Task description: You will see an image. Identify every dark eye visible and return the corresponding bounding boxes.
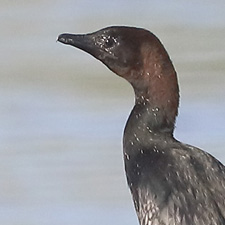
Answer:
[105,37,115,48]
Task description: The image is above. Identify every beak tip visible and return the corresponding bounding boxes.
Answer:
[57,34,66,44]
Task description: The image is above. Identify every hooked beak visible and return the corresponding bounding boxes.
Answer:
[57,33,99,58]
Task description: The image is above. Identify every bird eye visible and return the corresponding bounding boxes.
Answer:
[105,37,115,48]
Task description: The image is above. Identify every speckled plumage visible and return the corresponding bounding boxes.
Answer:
[123,98,225,225]
[58,26,225,225]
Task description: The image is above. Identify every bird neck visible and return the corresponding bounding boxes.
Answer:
[124,99,173,146]
[124,43,179,148]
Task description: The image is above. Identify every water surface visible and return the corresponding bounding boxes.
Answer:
[1,1,225,224]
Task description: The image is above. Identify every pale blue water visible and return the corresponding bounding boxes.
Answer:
[1,1,225,225]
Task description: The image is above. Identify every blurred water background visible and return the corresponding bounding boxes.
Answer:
[1,1,225,224]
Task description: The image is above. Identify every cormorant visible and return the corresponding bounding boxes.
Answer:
[58,26,225,225]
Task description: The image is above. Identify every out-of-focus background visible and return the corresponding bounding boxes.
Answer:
[1,1,225,224]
